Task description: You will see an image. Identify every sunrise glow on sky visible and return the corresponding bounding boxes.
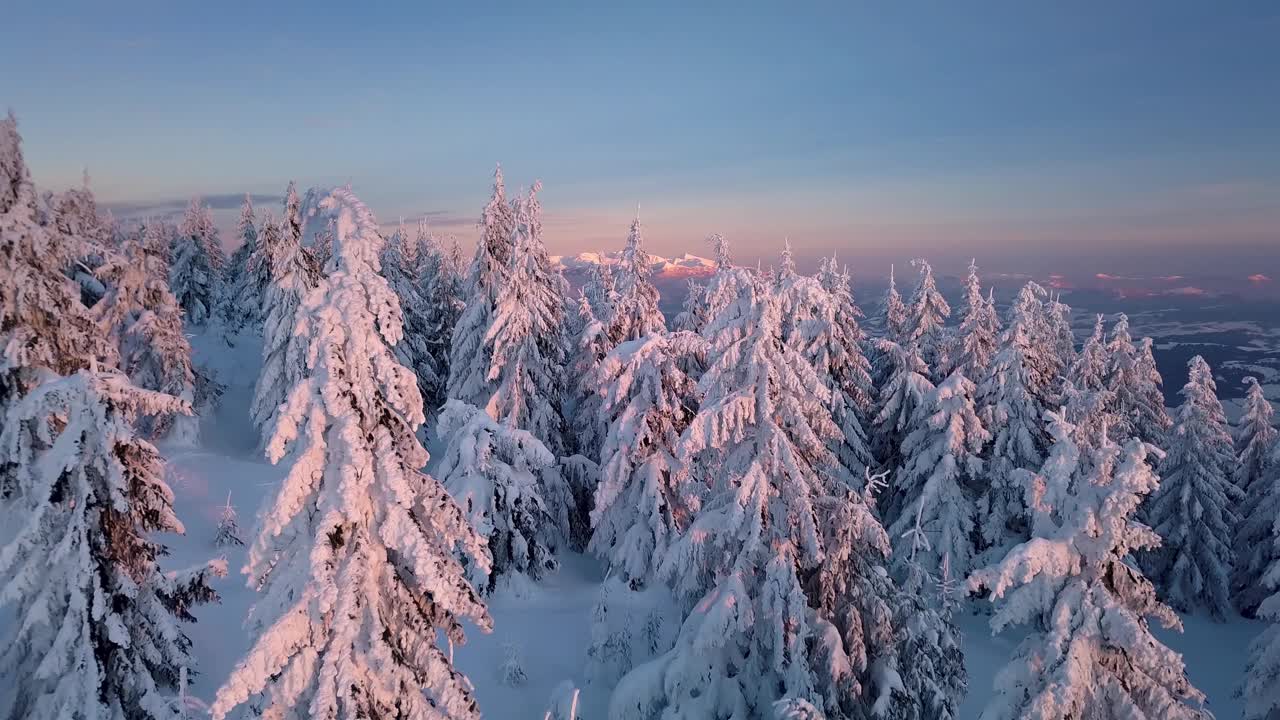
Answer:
[3,2,1277,276]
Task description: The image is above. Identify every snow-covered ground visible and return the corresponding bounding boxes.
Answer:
[149,326,1262,718]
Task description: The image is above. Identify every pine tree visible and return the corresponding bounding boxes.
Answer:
[1243,460,1280,718]
[435,399,572,593]
[611,271,846,717]
[805,475,964,720]
[1234,377,1280,616]
[880,264,908,345]
[447,165,514,410]
[211,187,491,720]
[1142,355,1242,618]
[0,370,223,720]
[950,259,1001,387]
[815,256,874,420]
[249,206,319,440]
[969,409,1209,720]
[1105,314,1171,448]
[93,238,202,444]
[486,182,567,454]
[589,332,699,587]
[1045,293,1076,382]
[417,222,464,413]
[778,269,874,479]
[888,371,989,580]
[905,258,951,377]
[218,194,265,330]
[977,285,1056,555]
[612,215,666,343]
[381,220,440,411]
[0,113,112,433]
[871,338,934,505]
[673,278,711,335]
[168,197,225,326]
[214,492,245,547]
[1068,314,1108,392]
[568,291,615,462]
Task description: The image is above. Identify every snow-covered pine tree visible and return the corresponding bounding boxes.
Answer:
[904,258,951,378]
[214,491,245,547]
[888,370,989,580]
[568,290,615,462]
[1233,377,1280,616]
[381,219,440,411]
[871,337,934,507]
[1068,314,1108,393]
[969,410,1209,720]
[977,282,1057,554]
[1133,337,1173,445]
[211,187,492,720]
[218,193,264,330]
[447,165,515,410]
[672,278,711,335]
[1142,355,1242,618]
[805,475,965,720]
[93,238,202,444]
[1105,314,1172,448]
[778,268,875,479]
[249,209,319,440]
[0,113,113,449]
[949,259,1001,387]
[1243,453,1280,717]
[815,255,874,420]
[612,215,666,343]
[589,332,700,587]
[0,370,223,720]
[610,271,846,717]
[168,197,225,326]
[880,264,908,345]
[485,182,568,453]
[417,221,464,413]
[434,399,572,593]
[1045,292,1076,380]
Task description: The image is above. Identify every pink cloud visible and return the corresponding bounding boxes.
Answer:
[1164,286,1207,296]
[1096,273,1142,281]
[1154,275,1185,282]
[1250,273,1273,284]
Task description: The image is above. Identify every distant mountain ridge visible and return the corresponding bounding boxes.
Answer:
[551,251,717,280]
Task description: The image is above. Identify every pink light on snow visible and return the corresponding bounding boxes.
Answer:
[1249,273,1272,284]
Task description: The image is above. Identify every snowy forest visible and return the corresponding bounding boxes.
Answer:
[3,109,1280,720]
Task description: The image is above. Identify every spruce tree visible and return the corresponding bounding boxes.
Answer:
[447,165,514,409]
[888,370,989,580]
[815,255,874,420]
[1142,355,1242,618]
[435,399,572,593]
[381,220,440,411]
[611,215,666,343]
[169,197,224,326]
[589,332,699,587]
[1243,450,1280,718]
[1234,377,1280,616]
[871,338,934,507]
[610,271,845,717]
[211,188,491,720]
[1105,314,1171,448]
[950,259,1001,387]
[880,264,908,345]
[249,209,319,441]
[417,222,464,413]
[93,238,202,444]
[1068,314,1108,393]
[904,258,951,377]
[219,194,261,329]
[969,410,1209,720]
[0,370,222,720]
[0,112,112,453]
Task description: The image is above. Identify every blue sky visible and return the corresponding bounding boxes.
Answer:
[2,1,1278,275]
